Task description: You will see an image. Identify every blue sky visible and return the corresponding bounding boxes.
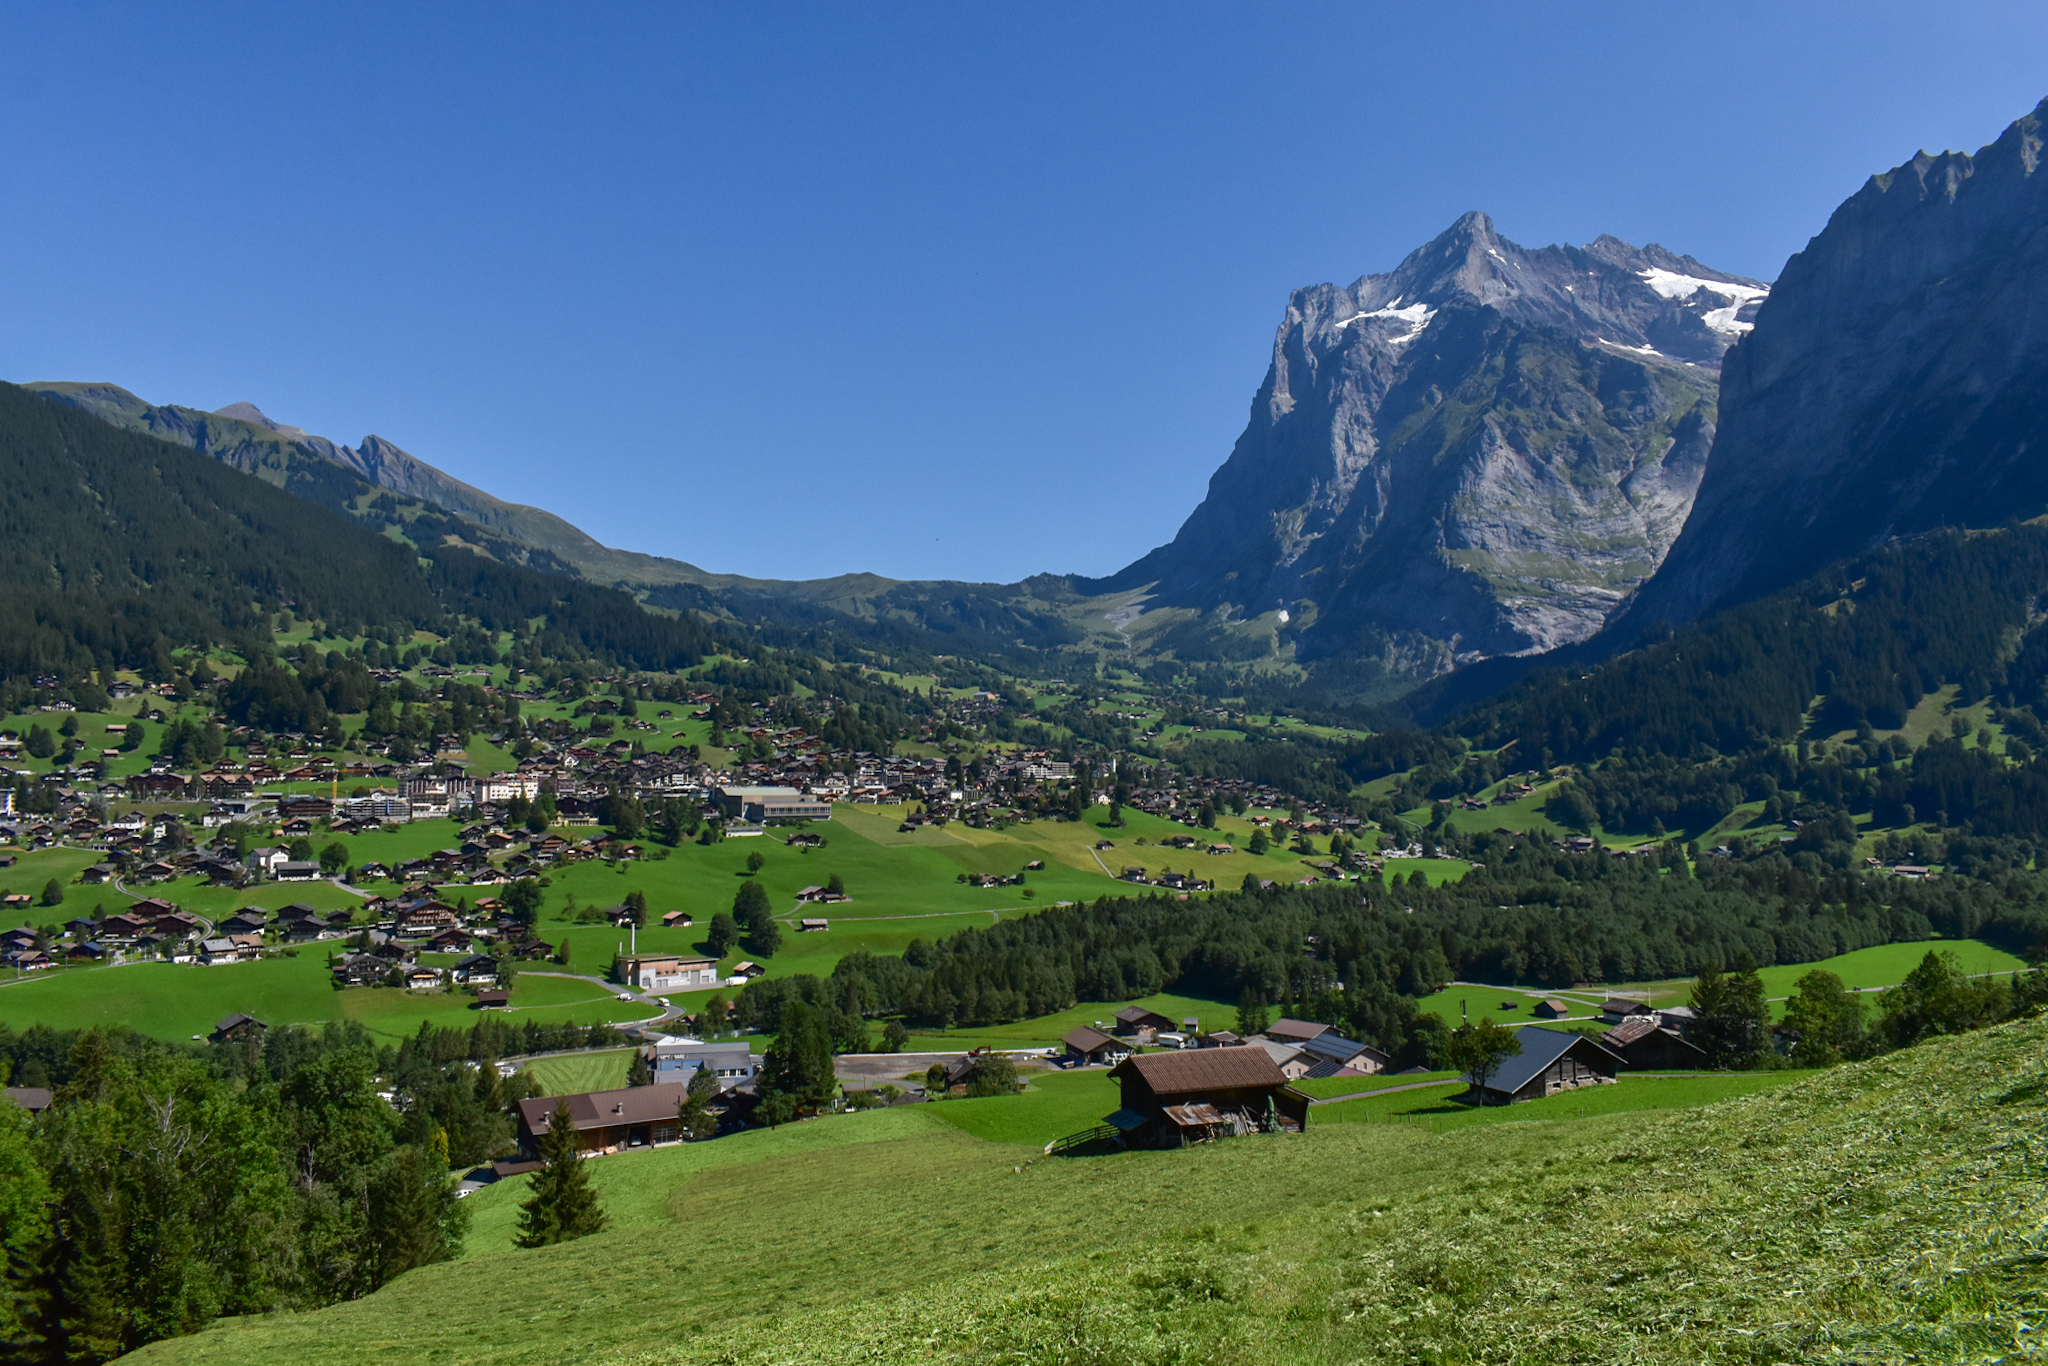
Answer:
[1,3,2040,583]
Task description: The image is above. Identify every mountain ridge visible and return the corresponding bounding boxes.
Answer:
[1616,96,2048,634]
[1087,213,1766,688]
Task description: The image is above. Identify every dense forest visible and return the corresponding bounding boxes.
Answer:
[0,383,734,685]
[0,1017,625,1362]
[810,836,2048,1057]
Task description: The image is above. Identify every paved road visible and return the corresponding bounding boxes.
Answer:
[519,969,686,1033]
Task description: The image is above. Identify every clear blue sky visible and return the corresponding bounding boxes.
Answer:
[0,3,2040,583]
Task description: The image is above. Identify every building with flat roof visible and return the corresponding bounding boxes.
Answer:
[714,786,831,822]
[615,953,721,992]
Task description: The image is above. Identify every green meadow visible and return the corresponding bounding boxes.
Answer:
[3,795,1442,1042]
[1406,936,2031,1028]
[131,1017,2048,1366]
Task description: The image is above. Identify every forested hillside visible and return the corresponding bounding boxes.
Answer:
[0,383,726,686]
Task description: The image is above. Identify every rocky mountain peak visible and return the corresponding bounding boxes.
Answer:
[1619,95,2048,632]
[213,401,308,439]
[1096,217,1765,691]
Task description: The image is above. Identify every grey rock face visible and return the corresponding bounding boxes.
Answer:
[1622,98,2048,632]
[1102,213,1764,673]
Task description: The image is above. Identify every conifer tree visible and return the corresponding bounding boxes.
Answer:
[515,1101,607,1247]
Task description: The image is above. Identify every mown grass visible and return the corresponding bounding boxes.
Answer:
[134,1017,2048,1366]
[901,989,1234,1050]
[523,1048,638,1097]
[1313,1070,1803,1129]
[1407,936,2030,1026]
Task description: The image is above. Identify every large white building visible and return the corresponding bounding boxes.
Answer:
[714,785,831,822]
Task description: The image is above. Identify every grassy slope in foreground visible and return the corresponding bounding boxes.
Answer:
[133,1018,2048,1366]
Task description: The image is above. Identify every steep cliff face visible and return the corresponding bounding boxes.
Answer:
[1622,98,2048,631]
[1101,213,1765,672]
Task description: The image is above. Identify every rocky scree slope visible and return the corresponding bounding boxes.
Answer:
[1096,213,1766,684]
[1622,96,2048,633]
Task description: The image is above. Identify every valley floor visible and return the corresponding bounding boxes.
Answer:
[130,1018,2048,1366]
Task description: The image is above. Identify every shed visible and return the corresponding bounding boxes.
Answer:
[1532,999,1575,1019]
[1467,1025,1622,1105]
[1105,1048,1310,1147]
[4,1087,52,1114]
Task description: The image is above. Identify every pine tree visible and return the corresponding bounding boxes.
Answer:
[515,1101,608,1248]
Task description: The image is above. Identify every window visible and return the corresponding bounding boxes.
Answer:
[653,1124,678,1143]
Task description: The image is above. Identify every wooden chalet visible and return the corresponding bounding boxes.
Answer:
[210,1013,267,1044]
[1111,1005,1176,1041]
[516,1082,690,1154]
[1603,1015,1709,1070]
[1262,1017,1333,1046]
[1061,1025,1130,1066]
[1105,1048,1310,1147]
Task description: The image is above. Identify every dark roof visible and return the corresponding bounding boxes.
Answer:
[1062,1026,1122,1053]
[4,1087,52,1113]
[214,1012,265,1032]
[1113,1005,1174,1026]
[1477,1026,1621,1096]
[517,1082,689,1135]
[1602,998,1654,1015]
[1263,1017,1332,1044]
[1111,1047,1287,1096]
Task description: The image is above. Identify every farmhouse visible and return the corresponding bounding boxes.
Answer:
[516,1082,691,1154]
[1111,1005,1176,1041]
[797,918,829,933]
[1105,1048,1310,1147]
[1603,1014,1709,1069]
[1249,1038,1313,1079]
[210,1012,267,1044]
[1261,1017,1333,1046]
[1061,1026,1130,1067]
[1297,1032,1390,1077]
[1466,1025,1623,1105]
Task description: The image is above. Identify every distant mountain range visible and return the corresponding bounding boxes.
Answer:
[25,95,2048,704]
